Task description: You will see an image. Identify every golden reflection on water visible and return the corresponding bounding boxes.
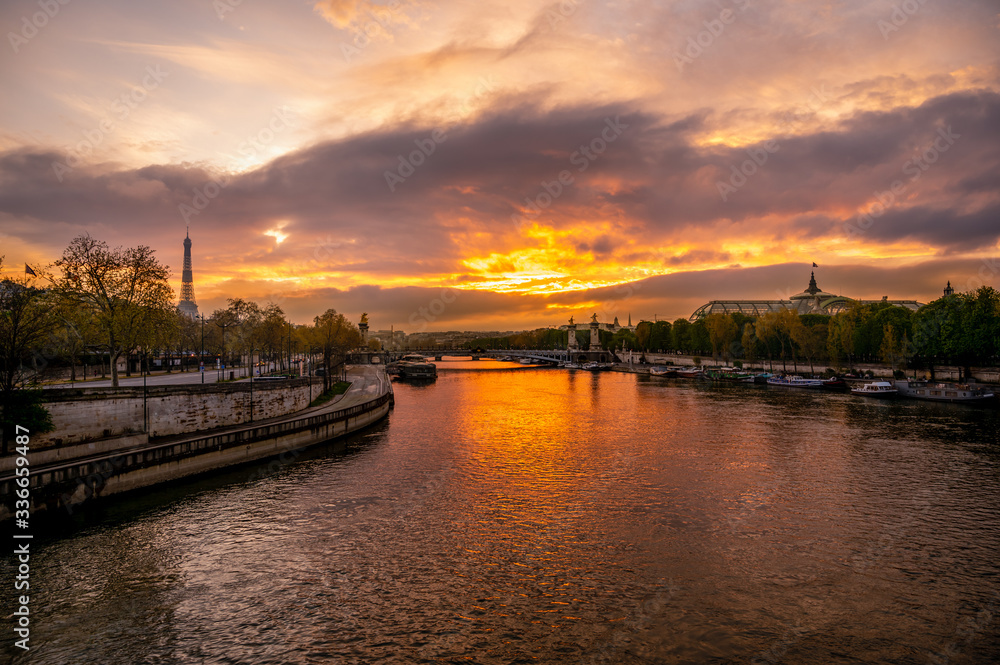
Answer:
[22,366,1000,664]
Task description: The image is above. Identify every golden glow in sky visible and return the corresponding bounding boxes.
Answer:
[1,0,998,327]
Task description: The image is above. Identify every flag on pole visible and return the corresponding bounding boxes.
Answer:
[812,262,818,267]
[25,264,37,277]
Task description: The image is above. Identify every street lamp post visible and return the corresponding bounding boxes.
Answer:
[65,322,76,386]
[216,319,233,382]
[308,347,315,404]
[198,314,205,383]
[248,346,255,423]
[142,349,148,433]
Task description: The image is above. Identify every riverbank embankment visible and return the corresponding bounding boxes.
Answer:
[0,366,392,521]
[618,353,1000,383]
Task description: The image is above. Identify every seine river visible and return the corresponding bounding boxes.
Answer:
[10,362,1000,664]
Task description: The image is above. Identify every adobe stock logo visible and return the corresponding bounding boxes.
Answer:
[52,65,169,182]
[338,0,408,63]
[178,106,297,223]
[876,0,930,40]
[7,0,71,54]
[510,116,629,231]
[844,126,960,239]
[674,0,751,72]
[715,140,779,201]
[408,288,459,332]
[384,129,448,192]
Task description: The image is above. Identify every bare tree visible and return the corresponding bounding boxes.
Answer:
[51,301,101,382]
[225,298,263,377]
[258,304,288,371]
[173,311,199,372]
[54,235,174,387]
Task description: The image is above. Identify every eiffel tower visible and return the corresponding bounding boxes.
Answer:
[177,226,199,319]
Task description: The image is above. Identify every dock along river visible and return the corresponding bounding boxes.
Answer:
[8,362,1000,664]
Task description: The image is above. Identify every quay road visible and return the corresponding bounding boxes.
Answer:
[42,363,284,389]
[42,363,388,411]
[332,365,391,410]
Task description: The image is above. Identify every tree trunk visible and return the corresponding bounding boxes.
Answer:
[323,354,331,392]
[111,351,121,387]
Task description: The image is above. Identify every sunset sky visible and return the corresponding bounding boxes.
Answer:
[1,0,998,330]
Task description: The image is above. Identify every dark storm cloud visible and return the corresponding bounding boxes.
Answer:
[684,91,1000,246]
[852,202,1000,254]
[1,90,998,318]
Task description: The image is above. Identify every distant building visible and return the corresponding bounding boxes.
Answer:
[402,330,524,348]
[371,328,406,350]
[177,227,199,319]
[689,271,924,321]
[608,315,637,332]
[558,313,636,333]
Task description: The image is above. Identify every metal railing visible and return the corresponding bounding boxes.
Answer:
[0,391,393,499]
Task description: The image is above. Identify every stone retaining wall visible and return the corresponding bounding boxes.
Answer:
[0,390,392,521]
[25,379,323,448]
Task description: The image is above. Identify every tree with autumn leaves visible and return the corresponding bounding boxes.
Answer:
[55,234,175,388]
[306,310,362,392]
[0,257,59,452]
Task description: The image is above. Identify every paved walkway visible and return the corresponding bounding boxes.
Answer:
[42,362,284,389]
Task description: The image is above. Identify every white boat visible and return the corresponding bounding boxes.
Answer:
[518,358,534,365]
[766,375,824,388]
[563,363,581,369]
[851,381,898,398]
[389,358,437,380]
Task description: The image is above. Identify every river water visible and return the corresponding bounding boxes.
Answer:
[8,362,1000,664]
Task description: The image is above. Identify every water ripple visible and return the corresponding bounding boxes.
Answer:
[11,369,1000,664]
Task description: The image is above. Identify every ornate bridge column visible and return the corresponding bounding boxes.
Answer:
[359,313,369,345]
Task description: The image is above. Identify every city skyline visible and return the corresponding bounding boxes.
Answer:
[1,0,998,329]
[8,228,990,331]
